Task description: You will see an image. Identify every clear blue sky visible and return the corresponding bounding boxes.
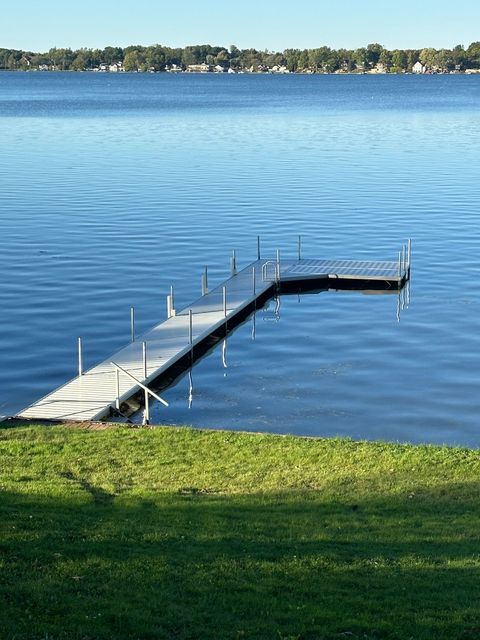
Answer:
[2,0,479,52]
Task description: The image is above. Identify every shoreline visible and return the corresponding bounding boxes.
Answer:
[2,68,479,75]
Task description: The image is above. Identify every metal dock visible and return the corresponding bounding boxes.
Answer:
[17,240,411,423]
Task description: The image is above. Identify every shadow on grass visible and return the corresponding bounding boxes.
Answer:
[1,483,480,640]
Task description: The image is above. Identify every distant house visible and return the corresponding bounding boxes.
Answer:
[109,62,123,73]
[412,61,426,74]
[166,64,183,73]
[270,65,290,74]
[38,64,49,71]
[187,63,211,73]
[227,67,236,74]
[214,64,226,73]
[98,63,109,72]
[465,68,480,74]
[369,63,387,74]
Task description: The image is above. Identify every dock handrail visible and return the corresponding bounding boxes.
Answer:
[111,360,168,424]
[262,260,280,284]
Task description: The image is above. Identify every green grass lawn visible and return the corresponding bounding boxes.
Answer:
[1,422,480,639]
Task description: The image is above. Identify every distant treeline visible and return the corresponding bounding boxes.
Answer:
[1,42,480,73]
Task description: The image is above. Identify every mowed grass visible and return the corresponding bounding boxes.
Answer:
[1,423,480,640]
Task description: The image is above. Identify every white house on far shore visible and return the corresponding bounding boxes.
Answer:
[412,61,427,74]
[109,62,123,73]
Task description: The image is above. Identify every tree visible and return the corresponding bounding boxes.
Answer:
[434,49,451,72]
[419,48,437,69]
[308,47,332,72]
[353,48,368,69]
[47,47,74,70]
[145,45,165,71]
[404,50,420,71]
[240,48,262,71]
[102,46,123,64]
[215,49,229,65]
[71,52,87,71]
[284,49,300,72]
[451,44,466,68]
[123,50,145,72]
[391,49,407,71]
[379,49,392,70]
[466,41,480,67]
[366,43,384,67]
[295,50,308,71]
[229,45,240,58]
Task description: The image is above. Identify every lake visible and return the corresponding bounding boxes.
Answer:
[1,72,479,446]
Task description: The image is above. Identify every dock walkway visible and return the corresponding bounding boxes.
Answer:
[17,250,410,423]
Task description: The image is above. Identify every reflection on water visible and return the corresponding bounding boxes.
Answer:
[131,279,412,431]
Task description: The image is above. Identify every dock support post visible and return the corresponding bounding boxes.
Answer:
[223,286,227,331]
[167,286,176,318]
[201,267,209,296]
[230,250,237,276]
[142,341,149,425]
[189,309,193,362]
[276,249,281,285]
[252,266,256,297]
[78,337,83,377]
[115,367,120,410]
[130,307,135,342]
[257,236,261,260]
[398,251,402,282]
[298,235,302,261]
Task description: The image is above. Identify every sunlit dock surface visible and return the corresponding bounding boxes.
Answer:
[17,246,411,423]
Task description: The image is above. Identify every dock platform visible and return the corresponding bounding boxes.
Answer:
[17,245,411,423]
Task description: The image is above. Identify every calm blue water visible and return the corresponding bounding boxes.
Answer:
[1,72,480,446]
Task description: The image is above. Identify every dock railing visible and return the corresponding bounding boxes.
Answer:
[262,260,280,285]
[111,357,168,425]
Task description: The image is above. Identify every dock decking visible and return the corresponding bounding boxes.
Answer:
[17,249,410,423]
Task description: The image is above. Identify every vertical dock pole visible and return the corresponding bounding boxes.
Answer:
[167,286,176,319]
[276,249,281,285]
[398,251,402,282]
[189,309,193,362]
[143,341,148,379]
[230,250,237,276]
[142,341,149,425]
[130,307,135,342]
[223,286,227,332]
[201,267,209,296]
[252,266,256,297]
[78,337,83,377]
[257,236,261,260]
[298,235,302,261]
[115,367,120,410]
